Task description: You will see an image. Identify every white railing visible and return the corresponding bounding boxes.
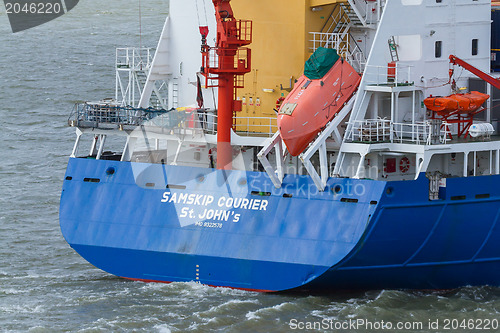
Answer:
[310,31,351,53]
[234,116,278,137]
[350,51,366,73]
[309,32,366,72]
[116,47,154,71]
[363,64,413,87]
[440,122,452,144]
[347,119,391,142]
[71,102,278,138]
[148,110,277,138]
[347,119,433,145]
[69,103,169,127]
[392,122,432,145]
[200,113,277,137]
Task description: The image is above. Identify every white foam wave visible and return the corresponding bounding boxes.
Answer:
[0,288,28,295]
[0,303,44,314]
[154,324,173,333]
[245,301,295,321]
[27,326,51,333]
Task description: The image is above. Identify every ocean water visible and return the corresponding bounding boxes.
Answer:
[0,1,500,332]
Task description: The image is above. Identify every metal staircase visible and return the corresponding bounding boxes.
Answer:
[309,1,373,73]
[340,2,364,27]
[134,69,148,93]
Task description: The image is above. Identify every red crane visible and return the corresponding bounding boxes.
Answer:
[200,0,252,170]
[449,55,500,90]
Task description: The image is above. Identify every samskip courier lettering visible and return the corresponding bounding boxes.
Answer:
[161,192,269,211]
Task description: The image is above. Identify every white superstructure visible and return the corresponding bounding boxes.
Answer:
[69,0,500,201]
[335,0,496,186]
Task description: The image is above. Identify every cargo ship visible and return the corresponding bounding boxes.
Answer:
[60,0,500,291]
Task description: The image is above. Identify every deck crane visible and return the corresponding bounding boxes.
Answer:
[200,0,253,170]
[449,55,500,90]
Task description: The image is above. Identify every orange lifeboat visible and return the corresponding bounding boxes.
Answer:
[277,48,361,156]
[424,91,489,116]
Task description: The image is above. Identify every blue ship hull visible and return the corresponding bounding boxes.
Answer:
[59,158,500,291]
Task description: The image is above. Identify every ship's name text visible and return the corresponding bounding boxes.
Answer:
[160,192,268,211]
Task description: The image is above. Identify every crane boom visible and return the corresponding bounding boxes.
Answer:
[449,55,500,90]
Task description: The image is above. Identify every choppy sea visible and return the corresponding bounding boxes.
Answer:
[0,1,499,332]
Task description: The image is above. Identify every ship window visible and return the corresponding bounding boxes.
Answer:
[451,195,466,201]
[472,39,478,56]
[436,0,442,3]
[435,41,442,58]
[475,193,490,199]
[341,198,359,203]
[65,176,73,180]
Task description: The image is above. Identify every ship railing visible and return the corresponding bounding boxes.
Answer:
[347,119,433,145]
[199,112,278,137]
[234,116,278,137]
[116,47,154,71]
[68,103,168,128]
[69,103,278,137]
[203,48,250,72]
[392,121,432,145]
[347,48,366,73]
[346,118,391,142]
[310,32,350,55]
[440,122,452,144]
[201,47,251,87]
[363,64,413,87]
[309,32,366,72]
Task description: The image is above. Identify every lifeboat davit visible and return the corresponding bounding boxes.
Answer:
[277,47,361,156]
[424,91,489,116]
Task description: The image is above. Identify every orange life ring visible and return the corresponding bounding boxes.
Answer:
[399,157,410,173]
[276,97,285,109]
